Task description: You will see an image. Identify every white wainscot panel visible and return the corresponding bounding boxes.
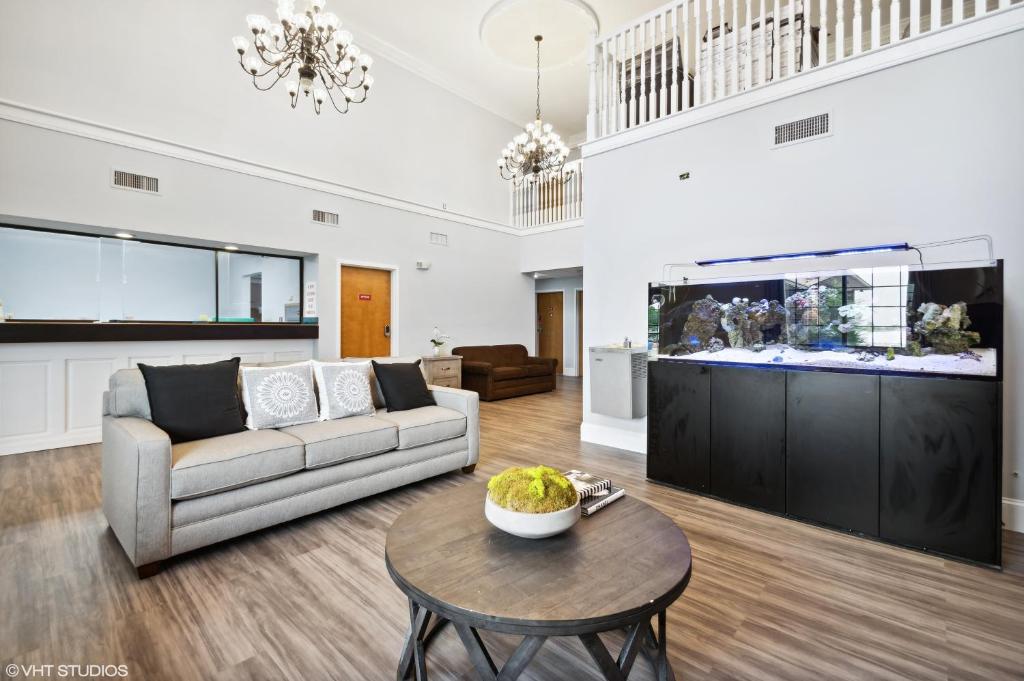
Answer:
[236,352,268,365]
[66,357,117,432]
[182,353,231,365]
[274,350,312,362]
[0,361,50,437]
[128,355,179,367]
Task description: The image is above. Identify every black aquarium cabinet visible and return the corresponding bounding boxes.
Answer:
[647,361,1003,567]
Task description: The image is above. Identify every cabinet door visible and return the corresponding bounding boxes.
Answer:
[787,371,879,536]
[880,376,1000,565]
[647,361,711,491]
[710,366,786,512]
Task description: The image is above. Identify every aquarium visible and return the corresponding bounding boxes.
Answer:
[649,261,1003,378]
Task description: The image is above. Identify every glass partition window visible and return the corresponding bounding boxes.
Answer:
[216,253,302,323]
[0,226,302,323]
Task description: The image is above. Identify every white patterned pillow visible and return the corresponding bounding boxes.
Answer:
[312,361,375,420]
[240,361,319,430]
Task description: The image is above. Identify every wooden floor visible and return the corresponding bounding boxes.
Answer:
[1,377,1022,681]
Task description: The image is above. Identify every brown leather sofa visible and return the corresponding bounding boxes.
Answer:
[452,344,558,401]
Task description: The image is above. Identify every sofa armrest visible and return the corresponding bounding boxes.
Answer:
[526,356,559,371]
[461,360,493,375]
[102,416,173,567]
[429,386,480,467]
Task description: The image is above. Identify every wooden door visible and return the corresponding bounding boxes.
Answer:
[576,289,583,378]
[536,292,563,373]
[340,266,391,357]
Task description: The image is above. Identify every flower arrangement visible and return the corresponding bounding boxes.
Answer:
[429,326,451,355]
[487,465,578,514]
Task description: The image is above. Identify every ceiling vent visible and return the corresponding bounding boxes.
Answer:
[312,209,339,226]
[112,169,159,194]
[429,232,448,247]
[773,112,831,148]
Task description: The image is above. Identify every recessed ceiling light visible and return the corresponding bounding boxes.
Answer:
[114,232,134,239]
[224,245,239,251]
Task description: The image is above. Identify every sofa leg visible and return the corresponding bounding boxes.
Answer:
[461,464,476,474]
[136,561,164,579]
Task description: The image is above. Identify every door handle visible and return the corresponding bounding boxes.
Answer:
[384,324,391,338]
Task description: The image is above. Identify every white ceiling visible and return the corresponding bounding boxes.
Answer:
[322,0,671,142]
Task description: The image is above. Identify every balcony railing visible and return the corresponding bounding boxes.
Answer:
[587,0,1019,140]
[510,159,583,228]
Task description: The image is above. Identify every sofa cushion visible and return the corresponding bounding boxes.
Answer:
[372,360,436,412]
[312,361,375,420]
[282,417,398,469]
[522,363,553,378]
[239,362,319,430]
[493,366,529,380]
[344,356,425,408]
[375,406,467,450]
[171,429,305,500]
[107,368,152,419]
[139,358,246,444]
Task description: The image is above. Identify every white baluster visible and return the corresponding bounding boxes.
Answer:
[787,0,795,76]
[871,0,880,48]
[999,0,1009,10]
[718,0,726,97]
[619,32,626,130]
[910,0,920,35]
[673,5,681,112]
[772,0,781,77]
[803,0,812,70]
[759,0,767,83]
[932,0,941,30]
[629,26,637,128]
[706,0,714,103]
[836,1,845,59]
[891,0,901,43]
[953,0,963,23]
[819,0,829,64]
[744,0,753,88]
[587,34,598,140]
[694,0,703,105]
[853,0,862,54]
[731,0,739,95]
[662,11,670,117]
[640,20,648,124]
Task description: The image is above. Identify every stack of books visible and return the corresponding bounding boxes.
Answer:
[564,470,625,517]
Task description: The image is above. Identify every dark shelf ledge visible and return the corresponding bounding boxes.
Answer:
[0,322,319,343]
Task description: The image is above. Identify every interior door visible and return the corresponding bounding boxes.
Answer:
[576,289,583,378]
[340,265,391,357]
[536,292,563,373]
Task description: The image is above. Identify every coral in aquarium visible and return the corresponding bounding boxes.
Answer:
[913,302,980,354]
[682,295,721,350]
[748,299,786,343]
[707,338,725,353]
[720,297,753,348]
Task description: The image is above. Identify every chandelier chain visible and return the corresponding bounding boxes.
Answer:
[535,38,541,121]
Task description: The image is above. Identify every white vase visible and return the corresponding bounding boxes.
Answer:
[484,495,581,539]
[432,346,441,357]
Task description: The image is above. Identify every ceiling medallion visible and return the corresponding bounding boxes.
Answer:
[233,0,374,115]
[497,36,571,186]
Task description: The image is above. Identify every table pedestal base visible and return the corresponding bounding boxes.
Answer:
[398,600,676,681]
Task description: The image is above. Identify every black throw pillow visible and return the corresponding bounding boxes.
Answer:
[372,360,436,412]
[138,358,246,443]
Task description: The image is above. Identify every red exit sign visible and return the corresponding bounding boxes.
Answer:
[358,293,372,301]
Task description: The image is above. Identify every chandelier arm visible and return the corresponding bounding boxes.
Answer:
[250,71,286,92]
[322,83,350,114]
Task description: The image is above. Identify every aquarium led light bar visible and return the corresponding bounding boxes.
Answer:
[695,243,910,267]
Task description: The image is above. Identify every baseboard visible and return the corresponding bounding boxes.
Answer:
[1005,497,1024,534]
[0,429,101,456]
[562,368,579,377]
[579,422,646,454]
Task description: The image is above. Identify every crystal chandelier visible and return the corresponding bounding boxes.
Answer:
[497,36,571,186]
[232,0,374,115]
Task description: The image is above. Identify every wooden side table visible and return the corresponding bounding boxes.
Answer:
[421,354,462,389]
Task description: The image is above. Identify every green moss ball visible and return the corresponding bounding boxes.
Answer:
[487,465,578,513]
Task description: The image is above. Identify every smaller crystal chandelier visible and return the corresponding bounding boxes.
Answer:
[232,0,374,115]
[498,36,571,186]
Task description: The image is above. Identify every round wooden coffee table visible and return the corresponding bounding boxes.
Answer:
[385,482,692,680]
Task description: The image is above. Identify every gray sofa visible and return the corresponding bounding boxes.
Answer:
[101,357,479,577]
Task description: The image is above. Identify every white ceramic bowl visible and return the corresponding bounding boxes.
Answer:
[484,494,581,539]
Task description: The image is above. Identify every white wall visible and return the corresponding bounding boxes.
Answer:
[520,226,584,273]
[581,29,1024,508]
[535,275,584,375]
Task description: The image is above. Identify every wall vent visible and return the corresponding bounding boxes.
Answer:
[312,209,339,226]
[429,232,448,247]
[773,112,831,147]
[112,169,159,194]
